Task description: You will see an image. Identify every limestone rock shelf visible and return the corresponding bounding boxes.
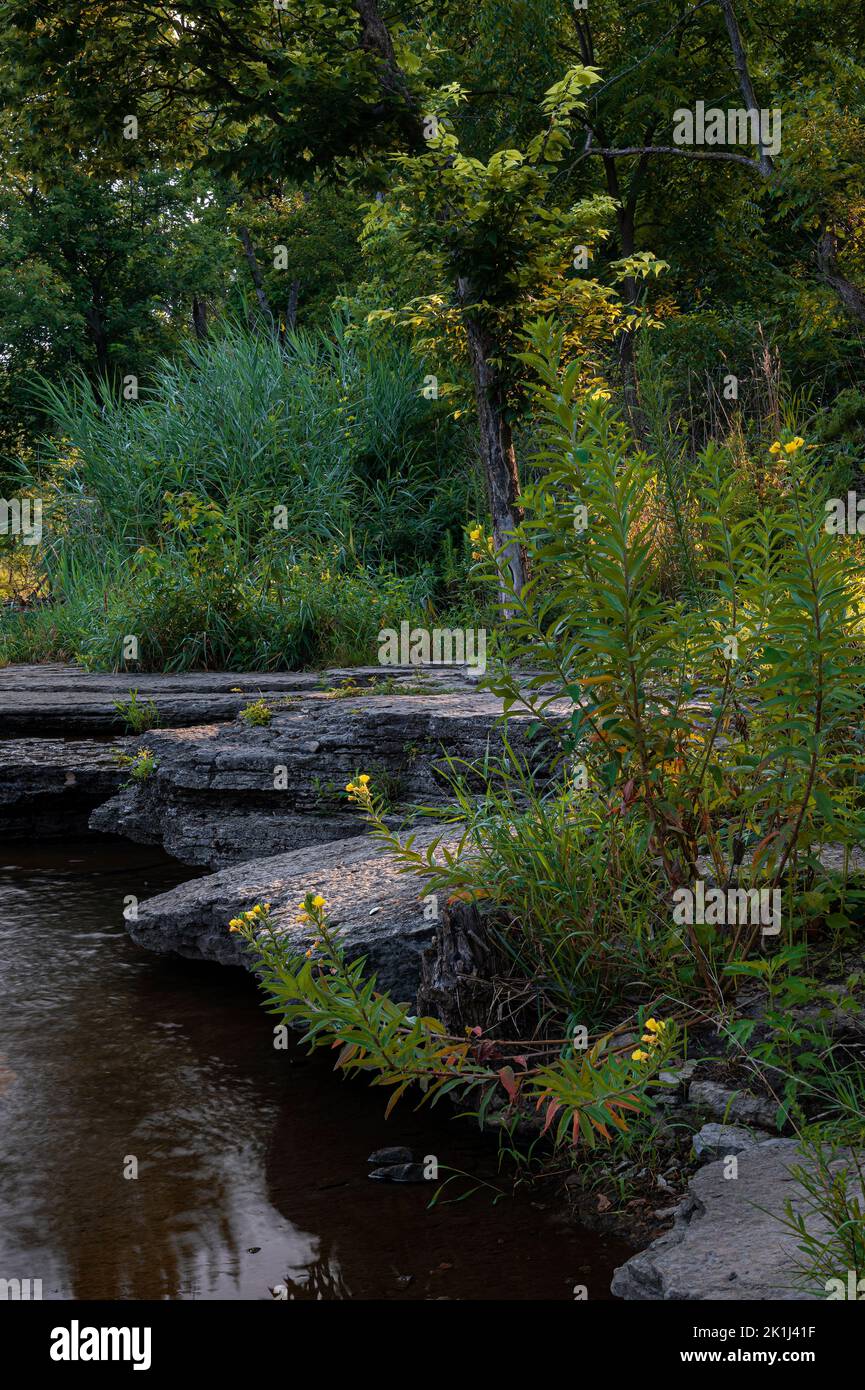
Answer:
[0,662,478,736]
[0,736,131,837]
[127,826,456,1000]
[88,690,545,869]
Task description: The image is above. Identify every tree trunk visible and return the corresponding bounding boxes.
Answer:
[353,0,417,113]
[237,225,276,332]
[83,301,109,383]
[458,283,527,611]
[286,279,300,332]
[719,0,774,176]
[816,229,865,326]
[192,296,208,342]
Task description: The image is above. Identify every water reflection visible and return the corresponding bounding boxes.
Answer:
[0,838,626,1300]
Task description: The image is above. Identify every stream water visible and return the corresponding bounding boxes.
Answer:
[0,835,628,1300]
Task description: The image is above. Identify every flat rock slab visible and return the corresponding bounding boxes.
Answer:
[0,663,477,736]
[129,827,456,1001]
[691,1123,766,1160]
[0,736,131,837]
[687,1079,780,1131]
[612,1139,858,1300]
[90,691,547,868]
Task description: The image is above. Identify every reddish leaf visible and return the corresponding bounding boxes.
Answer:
[541,1100,561,1135]
[498,1065,519,1101]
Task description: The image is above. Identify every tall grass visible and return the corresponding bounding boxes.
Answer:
[3,320,484,670]
[29,317,473,571]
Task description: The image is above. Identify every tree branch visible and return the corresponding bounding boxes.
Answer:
[718,0,774,175]
[581,145,762,169]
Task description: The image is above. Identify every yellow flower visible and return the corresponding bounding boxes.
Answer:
[228,918,243,931]
[358,774,370,786]
[312,894,326,910]
[784,437,805,454]
[469,525,483,543]
[644,1018,665,1033]
[346,782,356,793]
[769,441,782,455]
[631,1049,650,1063]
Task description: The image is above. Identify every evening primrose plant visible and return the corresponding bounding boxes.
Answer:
[345,327,865,1027]
[229,889,679,1151]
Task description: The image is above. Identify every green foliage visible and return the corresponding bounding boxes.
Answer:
[239,699,272,728]
[485,323,865,985]
[233,181,365,331]
[364,67,664,414]
[2,321,481,669]
[344,749,669,1025]
[777,1136,865,1296]
[115,747,158,784]
[231,895,678,1150]
[331,323,865,1029]
[0,163,236,453]
[112,688,159,734]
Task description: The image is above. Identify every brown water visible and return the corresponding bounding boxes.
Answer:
[0,836,628,1300]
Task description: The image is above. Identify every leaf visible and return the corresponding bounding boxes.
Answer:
[498,1065,519,1101]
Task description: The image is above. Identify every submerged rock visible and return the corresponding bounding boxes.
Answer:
[368,1163,427,1183]
[368,1146,414,1165]
[612,1139,857,1300]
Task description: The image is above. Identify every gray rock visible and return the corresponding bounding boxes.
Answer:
[368,1163,427,1183]
[688,1079,779,1131]
[368,1146,414,1165]
[89,691,552,868]
[0,662,476,736]
[658,1060,699,1091]
[612,1139,857,1300]
[691,1122,763,1160]
[127,825,460,1000]
[654,1203,687,1220]
[0,736,130,838]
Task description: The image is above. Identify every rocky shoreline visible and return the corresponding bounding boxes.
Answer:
[1,660,858,1302]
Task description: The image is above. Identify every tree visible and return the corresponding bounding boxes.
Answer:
[0,157,236,449]
[0,2,589,602]
[364,70,664,601]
